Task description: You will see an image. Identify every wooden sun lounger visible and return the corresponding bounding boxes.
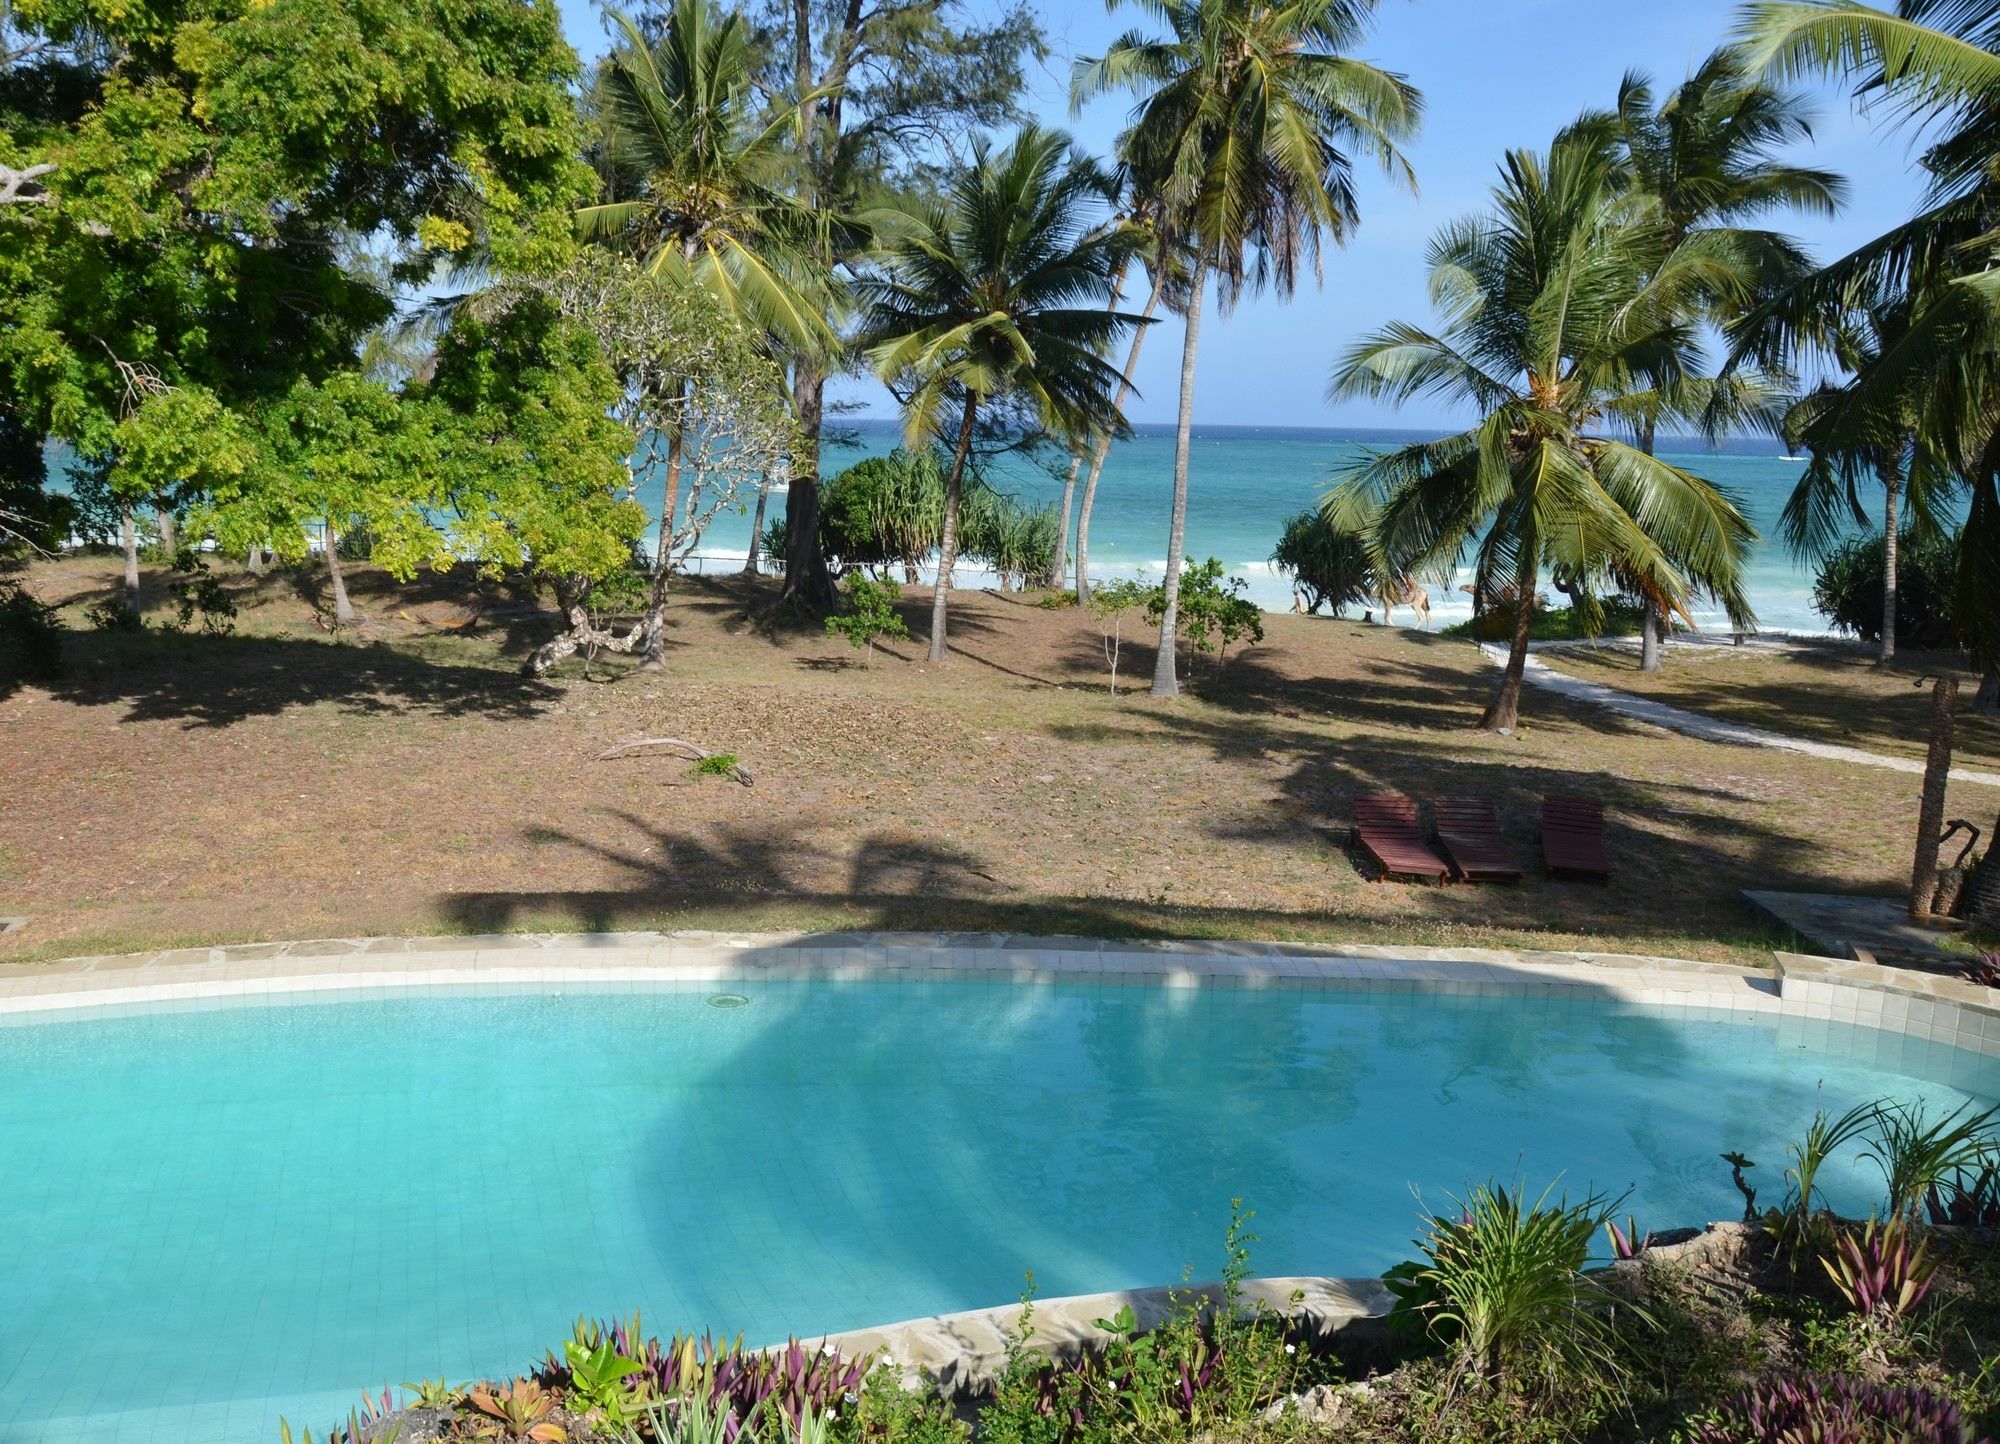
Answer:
[1352,794,1452,884]
[1541,795,1610,880]
[1431,797,1524,884]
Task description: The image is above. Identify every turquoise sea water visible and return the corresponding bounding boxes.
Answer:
[3,981,1995,1443]
[688,421,1852,633]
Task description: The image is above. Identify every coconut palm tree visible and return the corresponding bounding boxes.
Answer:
[1073,0,1420,697]
[1737,0,2000,679]
[1604,47,1843,668]
[863,127,1142,663]
[1328,129,1760,734]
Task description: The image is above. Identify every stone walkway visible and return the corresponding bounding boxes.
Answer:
[1481,642,2000,789]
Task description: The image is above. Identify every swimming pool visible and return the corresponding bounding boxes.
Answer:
[2,976,1995,1442]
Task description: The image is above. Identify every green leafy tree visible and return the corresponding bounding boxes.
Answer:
[1602,47,1842,669]
[823,573,909,662]
[1143,557,1263,673]
[1087,576,1151,694]
[818,449,947,580]
[106,384,255,611]
[1074,0,1420,696]
[203,374,439,626]
[1272,509,1371,616]
[749,0,1049,614]
[0,0,593,559]
[415,295,647,674]
[862,125,1138,663]
[1329,128,1758,734]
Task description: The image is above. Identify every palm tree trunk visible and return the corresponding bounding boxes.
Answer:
[1150,258,1207,698]
[120,506,140,612]
[1051,450,1082,590]
[324,515,355,625]
[1977,668,1999,718]
[1637,422,1665,672]
[641,420,686,670]
[1911,676,1958,917]
[1481,554,1538,734]
[780,365,838,614]
[1078,265,1169,605]
[929,394,980,664]
[1879,452,1902,664]
[743,468,773,576]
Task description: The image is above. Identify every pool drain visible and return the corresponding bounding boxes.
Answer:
[706,992,750,1009]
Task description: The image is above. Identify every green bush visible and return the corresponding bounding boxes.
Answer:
[1813,531,1961,648]
[960,490,1059,590]
[1146,559,1263,669]
[1271,510,1371,616]
[825,574,911,662]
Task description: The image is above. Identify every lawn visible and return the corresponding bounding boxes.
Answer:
[2,554,1987,967]
[1547,637,2000,772]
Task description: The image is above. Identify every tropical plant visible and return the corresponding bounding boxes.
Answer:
[1926,1164,2000,1227]
[563,1328,651,1426]
[1820,1215,1938,1328]
[400,1377,466,1409]
[1073,0,1420,695]
[961,492,1061,591]
[467,1378,567,1443]
[1088,577,1153,694]
[1775,1101,1879,1266]
[1812,529,1962,647]
[1863,1100,1999,1220]
[1737,0,2000,678]
[819,451,948,581]
[1601,46,1841,670]
[1391,1179,1627,1398]
[1604,1216,1653,1261]
[1690,1373,1987,1444]
[1143,558,1263,672]
[825,576,911,663]
[861,124,1139,663]
[1272,509,1373,616]
[631,1391,742,1444]
[1328,125,1761,732]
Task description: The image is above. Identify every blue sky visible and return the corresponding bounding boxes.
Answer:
[553,0,1931,430]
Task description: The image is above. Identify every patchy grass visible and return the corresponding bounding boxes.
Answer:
[1,553,1984,966]
[1549,638,2000,772]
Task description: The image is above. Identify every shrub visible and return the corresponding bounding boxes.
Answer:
[824,575,910,662]
[1775,1102,1878,1267]
[1271,509,1371,616]
[1145,559,1263,670]
[1386,1179,1627,1399]
[594,1319,870,1440]
[0,579,64,683]
[162,548,237,635]
[1820,1215,1937,1327]
[1863,1100,1998,1220]
[819,450,946,577]
[1813,530,1962,648]
[85,596,145,632]
[1086,577,1151,694]
[961,490,1059,591]
[1926,1165,2000,1227]
[1688,1374,1988,1444]
[467,1377,567,1442]
[850,1365,969,1444]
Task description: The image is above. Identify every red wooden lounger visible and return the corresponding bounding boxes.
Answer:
[1352,794,1452,884]
[1541,795,1610,880]
[1431,797,1524,884]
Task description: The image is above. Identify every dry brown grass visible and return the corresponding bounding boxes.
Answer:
[2,552,1985,967]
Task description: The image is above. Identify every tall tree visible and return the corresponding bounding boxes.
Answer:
[577,0,830,664]
[862,126,1139,662]
[0,0,592,565]
[1604,47,1842,669]
[1737,0,2000,683]
[1075,0,1420,697]
[1328,130,1759,734]
[750,0,1048,614]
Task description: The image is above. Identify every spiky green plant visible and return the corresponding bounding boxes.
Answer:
[1863,1100,1999,1221]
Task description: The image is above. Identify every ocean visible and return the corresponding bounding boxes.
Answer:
[687,419,1849,634]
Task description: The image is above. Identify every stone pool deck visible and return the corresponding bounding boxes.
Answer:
[2,929,1995,1063]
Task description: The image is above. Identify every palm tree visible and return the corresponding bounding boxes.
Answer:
[1328,130,1759,734]
[1737,0,2000,681]
[862,126,1141,663]
[1074,0,1420,697]
[1604,47,1843,669]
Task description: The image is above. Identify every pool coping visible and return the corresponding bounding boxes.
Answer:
[1,929,1994,1057]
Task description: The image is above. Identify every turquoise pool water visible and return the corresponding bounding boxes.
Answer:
[3,980,1996,1442]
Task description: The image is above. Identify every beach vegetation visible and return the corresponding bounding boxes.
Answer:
[1272,510,1373,618]
[824,575,910,663]
[1813,530,1963,651]
[1087,577,1152,694]
[1143,558,1263,674]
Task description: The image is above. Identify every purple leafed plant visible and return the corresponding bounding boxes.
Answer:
[1690,1374,1990,1444]
[598,1321,870,1438]
[1926,1165,2000,1227]
[1605,1216,1653,1260]
[1820,1217,1937,1323]
[1966,952,2000,989]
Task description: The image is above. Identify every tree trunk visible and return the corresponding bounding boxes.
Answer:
[1051,450,1082,591]
[1078,264,1170,605]
[1976,668,1999,718]
[246,542,266,576]
[1879,452,1903,664]
[779,365,837,614]
[120,506,140,612]
[1150,258,1207,698]
[1637,422,1664,672]
[1911,675,1958,918]
[323,516,356,624]
[155,503,177,559]
[928,395,980,664]
[1481,555,1538,734]
[743,468,772,576]
[640,421,686,670]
